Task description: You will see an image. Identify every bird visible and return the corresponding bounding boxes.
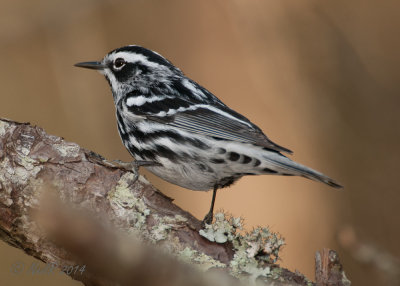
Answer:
[75,45,342,225]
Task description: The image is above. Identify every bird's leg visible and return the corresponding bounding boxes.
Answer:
[202,186,218,226]
[102,159,159,184]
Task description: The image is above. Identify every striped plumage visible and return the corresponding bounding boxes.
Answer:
[75,45,342,223]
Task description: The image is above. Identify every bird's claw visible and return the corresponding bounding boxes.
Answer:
[201,212,214,228]
[103,159,159,184]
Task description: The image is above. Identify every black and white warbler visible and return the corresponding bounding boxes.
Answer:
[75,45,342,225]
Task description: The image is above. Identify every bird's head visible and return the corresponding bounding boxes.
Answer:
[75,45,182,101]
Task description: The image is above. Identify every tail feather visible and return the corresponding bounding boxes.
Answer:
[300,170,343,189]
[263,154,343,189]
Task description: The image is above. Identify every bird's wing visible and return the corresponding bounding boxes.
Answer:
[127,97,292,154]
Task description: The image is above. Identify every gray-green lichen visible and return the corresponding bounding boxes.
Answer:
[107,174,188,244]
[106,177,227,272]
[179,247,226,271]
[107,173,151,232]
[150,215,173,242]
[269,267,283,280]
[199,213,241,243]
[150,214,187,242]
[107,173,181,243]
[200,212,285,282]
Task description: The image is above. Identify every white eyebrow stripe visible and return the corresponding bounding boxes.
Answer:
[110,52,163,69]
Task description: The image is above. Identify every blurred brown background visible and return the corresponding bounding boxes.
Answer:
[1,0,399,285]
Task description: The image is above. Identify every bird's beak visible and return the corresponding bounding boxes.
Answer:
[74,61,106,70]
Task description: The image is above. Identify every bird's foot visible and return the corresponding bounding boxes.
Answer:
[103,159,159,184]
[201,212,214,228]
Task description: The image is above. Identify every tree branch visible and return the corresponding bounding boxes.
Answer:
[0,118,350,285]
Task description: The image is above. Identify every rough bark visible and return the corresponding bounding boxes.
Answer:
[0,118,350,285]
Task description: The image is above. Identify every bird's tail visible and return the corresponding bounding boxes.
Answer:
[262,153,343,189]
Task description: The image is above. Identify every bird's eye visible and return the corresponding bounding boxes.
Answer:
[114,58,126,69]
